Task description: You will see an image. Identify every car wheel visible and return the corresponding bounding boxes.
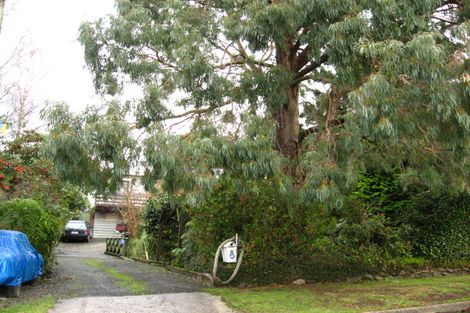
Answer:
[7,285,21,298]
[85,235,90,242]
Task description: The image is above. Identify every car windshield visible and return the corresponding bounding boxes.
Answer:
[65,221,86,230]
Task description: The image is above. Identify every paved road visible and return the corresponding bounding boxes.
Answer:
[49,293,234,313]
[2,240,234,312]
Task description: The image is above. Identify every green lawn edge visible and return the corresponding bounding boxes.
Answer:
[207,275,470,313]
[1,296,56,313]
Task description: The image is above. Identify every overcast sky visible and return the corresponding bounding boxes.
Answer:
[0,0,116,125]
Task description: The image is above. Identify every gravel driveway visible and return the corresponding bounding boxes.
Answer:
[1,240,234,312]
[54,240,202,296]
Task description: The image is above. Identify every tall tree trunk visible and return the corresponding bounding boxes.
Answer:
[273,86,300,160]
[273,40,300,161]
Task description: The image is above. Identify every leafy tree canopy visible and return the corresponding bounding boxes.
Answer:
[43,0,469,206]
[1,131,90,216]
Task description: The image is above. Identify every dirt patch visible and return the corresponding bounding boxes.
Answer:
[425,293,465,302]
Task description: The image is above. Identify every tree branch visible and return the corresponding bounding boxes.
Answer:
[296,45,311,71]
[164,101,231,120]
[215,58,274,69]
[431,15,458,24]
[290,73,332,86]
[141,46,177,69]
[294,54,329,82]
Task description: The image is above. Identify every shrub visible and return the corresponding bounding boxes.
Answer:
[164,173,469,283]
[142,197,180,262]
[125,230,157,261]
[0,199,62,272]
[403,192,470,264]
[182,177,407,284]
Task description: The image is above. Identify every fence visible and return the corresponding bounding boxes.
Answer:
[105,237,127,256]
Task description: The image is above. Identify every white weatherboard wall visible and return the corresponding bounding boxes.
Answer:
[93,211,123,239]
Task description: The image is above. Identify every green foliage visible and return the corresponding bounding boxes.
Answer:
[60,183,90,217]
[403,192,470,264]
[142,197,179,262]
[350,172,412,217]
[1,132,89,220]
[40,0,470,283]
[1,296,56,313]
[70,0,470,207]
[142,116,287,206]
[0,199,62,272]
[397,257,428,268]
[41,102,137,194]
[125,230,156,261]
[4,131,44,166]
[183,177,410,283]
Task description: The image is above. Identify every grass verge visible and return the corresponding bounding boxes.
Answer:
[1,296,56,313]
[208,275,470,313]
[82,259,149,294]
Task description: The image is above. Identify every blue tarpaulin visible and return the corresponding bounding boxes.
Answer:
[0,230,43,286]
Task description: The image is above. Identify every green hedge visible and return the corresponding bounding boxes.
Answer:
[0,199,62,272]
[182,178,406,284]
[403,192,470,264]
[153,174,470,284]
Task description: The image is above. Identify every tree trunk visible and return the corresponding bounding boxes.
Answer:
[273,41,300,161]
[273,85,300,160]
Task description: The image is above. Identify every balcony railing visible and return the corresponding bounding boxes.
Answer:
[95,192,149,208]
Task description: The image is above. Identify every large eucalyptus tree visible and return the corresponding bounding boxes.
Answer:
[43,0,469,203]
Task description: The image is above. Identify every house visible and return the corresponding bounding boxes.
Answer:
[91,176,149,238]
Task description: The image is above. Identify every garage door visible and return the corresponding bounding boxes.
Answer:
[93,211,124,239]
[93,220,123,238]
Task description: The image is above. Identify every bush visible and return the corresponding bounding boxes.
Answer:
[403,192,470,264]
[125,230,157,261]
[142,197,180,262]
[182,177,408,284]
[0,199,62,272]
[161,173,470,284]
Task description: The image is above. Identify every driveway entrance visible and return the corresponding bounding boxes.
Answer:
[2,240,234,312]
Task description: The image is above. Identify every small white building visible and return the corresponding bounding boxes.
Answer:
[91,177,148,238]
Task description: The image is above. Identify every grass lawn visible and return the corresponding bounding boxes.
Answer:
[1,296,56,313]
[208,275,470,313]
[82,258,149,294]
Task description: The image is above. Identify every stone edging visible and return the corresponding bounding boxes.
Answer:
[117,253,469,288]
[364,301,470,313]
[348,267,470,282]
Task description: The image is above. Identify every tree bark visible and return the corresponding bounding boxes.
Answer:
[273,85,300,160]
[273,40,300,161]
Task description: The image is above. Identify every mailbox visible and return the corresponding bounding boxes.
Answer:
[222,241,237,263]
